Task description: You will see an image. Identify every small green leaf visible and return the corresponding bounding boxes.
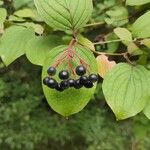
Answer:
[34,0,93,30]
[26,35,63,66]
[126,0,150,6]
[42,45,97,116]
[0,8,7,24]
[14,0,33,9]
[105,7,128,27]
[114,27,132,42]
[8,15,26,22]
[17,22,44,35]
[14,8,36,19]
[106,33,119,53]
[0,0,4,5]
[77,34,95,51]
[0,8,7,34]
[143,100,150,120]
[102,63,150,120]
[141,39,150,48]
[132,11,150,38]
[127,42,143,56]
[0,26,35,66]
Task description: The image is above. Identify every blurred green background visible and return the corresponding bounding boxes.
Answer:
[0,57,150,150]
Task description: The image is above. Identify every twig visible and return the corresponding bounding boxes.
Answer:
[90,48,127,56]
[84,22,105,28]
[94,39,122,45]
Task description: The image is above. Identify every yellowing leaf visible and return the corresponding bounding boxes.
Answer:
[114,27,132,42]
[77,34,95,51]
[127,42,143,56]
[96,55,116,78]
[14,8,36,19]
[140,38,150,48]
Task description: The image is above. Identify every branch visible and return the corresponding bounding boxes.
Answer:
[93,39,122,45]
[84,22,105,28]
[90,48,127,56]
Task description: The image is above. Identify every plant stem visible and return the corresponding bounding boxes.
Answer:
[84,22,105,27]
[94,39,122,45]
[90,48,127,56]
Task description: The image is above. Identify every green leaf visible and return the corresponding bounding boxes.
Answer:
[144,100,150,120]
[0,26,35,66]
[34,0,93,30]
[14,8,36,19]
[126,0,150,6]
[26,35,63,66]
[106,33,119,53]
[114,27,132,42]
[77,34,95,51]
[0,8,7,34]
[8,15,26,22]
[16,22,44,35]
[141,38,150,48]
[42,45,97,116]
[13,8,42,22]
[14,0,33,9]
[0,8,7,24]
[132,11,150,38]
[105,6,128,27]
[102,63,150,120]
[127,42,143,56]
[0,0,4,5]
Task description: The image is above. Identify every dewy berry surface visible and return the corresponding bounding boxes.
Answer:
[84,80,94,88]
[59,70,70,80]
[89,74,98,83]
[47,78,57,89]
[68,79,75,87]
[55,83,64,92]
[43,76,50,85]
[47,67,56,76]
[79,75,88,85]
[75,65,86,76]
[60,80,70,89]
[74,79,83,89]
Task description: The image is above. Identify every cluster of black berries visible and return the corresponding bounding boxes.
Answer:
[43,65,98,92]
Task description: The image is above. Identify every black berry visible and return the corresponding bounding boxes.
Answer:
[89,74,98,83]
[79,75,88,85]
[60,80,70,89]
[59,70,70,80]
[55,83,64,92]
[43,77,50,85]
[47,67,56,76]
[84,80,94,88]
[75,65,86,76]
[68,79,75,87]
[47,78,57,89]
[74,79,83,89]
